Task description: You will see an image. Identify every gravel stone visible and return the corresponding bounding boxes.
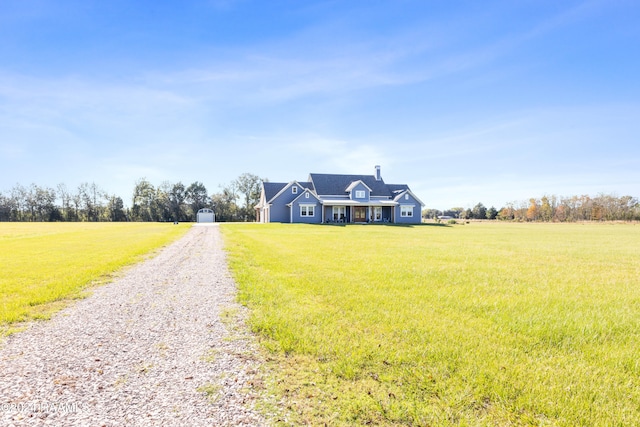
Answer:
[0,224,267,426]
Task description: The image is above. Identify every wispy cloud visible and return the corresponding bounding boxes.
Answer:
[0,72,202,148]
[294,138,390,174]
[150,1,605,111]
[1,0,637,207]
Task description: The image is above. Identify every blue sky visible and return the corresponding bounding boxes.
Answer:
[1,0,638,210]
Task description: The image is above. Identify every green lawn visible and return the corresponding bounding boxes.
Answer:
[222,222,640,426]
[0,222,190,334]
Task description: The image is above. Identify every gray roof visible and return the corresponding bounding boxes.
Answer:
[386,184,409,195]
[262,182,288,202]
[298,182,314,191]
[262,173,423,207]
[263,181,315,202]
[308,173,395,198]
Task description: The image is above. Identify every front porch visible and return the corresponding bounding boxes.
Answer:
[322,201,397,224]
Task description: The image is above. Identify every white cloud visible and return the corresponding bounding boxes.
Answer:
[284,136,390,174]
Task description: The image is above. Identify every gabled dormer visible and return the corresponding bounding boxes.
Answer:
[286,189,322,224]
[345,180,372,202]
[393,189,425,207]
[267,181,309,203]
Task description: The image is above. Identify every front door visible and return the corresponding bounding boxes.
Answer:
[354,206,367,222]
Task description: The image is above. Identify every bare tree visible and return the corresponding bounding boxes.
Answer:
[57,183,73,221]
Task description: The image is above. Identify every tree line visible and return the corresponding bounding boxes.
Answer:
[4,179,637,223]
[424,194,640,222]
[0,173,263,222]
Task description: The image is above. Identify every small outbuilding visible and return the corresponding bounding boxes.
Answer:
[196,208,215,223]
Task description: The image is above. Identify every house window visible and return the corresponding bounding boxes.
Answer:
[374,207,382,221]
[355,190,365,199]
[405,194,409,200]
[300,205,315,217]
[332,206,346,222]
[292,186,298,194]
[305,192,310,199]
[401,205,414,217]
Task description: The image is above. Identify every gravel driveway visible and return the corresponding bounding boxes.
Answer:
[0,224,266,426]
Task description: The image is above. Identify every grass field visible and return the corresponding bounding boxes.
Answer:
[0,222,190,334]
[222,222,640,426]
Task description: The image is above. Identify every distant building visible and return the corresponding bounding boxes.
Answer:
[255,165,424,224]
[196,208,215,223]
